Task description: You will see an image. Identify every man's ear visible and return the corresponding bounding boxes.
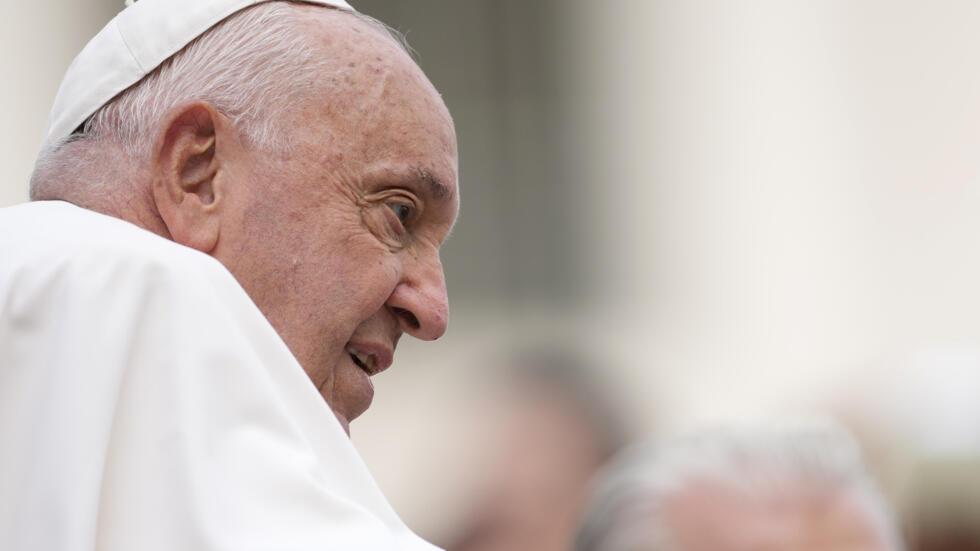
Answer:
[151,101,232,254]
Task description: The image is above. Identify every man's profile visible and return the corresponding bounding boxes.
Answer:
[0,1,458,549]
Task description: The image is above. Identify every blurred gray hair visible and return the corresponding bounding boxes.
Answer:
[575,423,905,551]
[30,1,408,199]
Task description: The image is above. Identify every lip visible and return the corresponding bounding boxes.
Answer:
[345,340,394,376]
[336,352,376,426]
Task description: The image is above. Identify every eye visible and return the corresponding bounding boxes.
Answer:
[388,201,415,225]
[361,189,423,249]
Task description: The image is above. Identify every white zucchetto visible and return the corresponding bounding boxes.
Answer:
[44,0,353,151]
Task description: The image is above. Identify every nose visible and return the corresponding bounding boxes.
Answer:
[386,252,449,341]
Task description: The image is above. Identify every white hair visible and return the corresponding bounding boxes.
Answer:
[30,1,408,199]
[575,422,905,551]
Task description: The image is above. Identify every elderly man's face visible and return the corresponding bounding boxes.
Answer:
[213,9,459,433]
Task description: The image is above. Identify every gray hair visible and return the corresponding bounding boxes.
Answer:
[575,423,905,551]
[30,1,408,199]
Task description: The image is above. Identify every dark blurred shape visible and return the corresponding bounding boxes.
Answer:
[442,345,630,551]
[914,532,980,551]
[576,424,904,551]
[904,459,980,551]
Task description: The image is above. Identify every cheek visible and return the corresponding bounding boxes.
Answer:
[343,252,401,310]
[309,233,401,314]
[280,248,398,366]
[274,206,403,331]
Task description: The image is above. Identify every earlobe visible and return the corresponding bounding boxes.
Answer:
[151,101,228,254]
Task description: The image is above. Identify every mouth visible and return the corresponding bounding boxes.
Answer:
[344,342,394,377]
[347,348,374,374]
[331,340,395,430]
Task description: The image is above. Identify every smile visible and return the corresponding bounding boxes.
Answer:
[344,341,395,377]
[347,347,377,374]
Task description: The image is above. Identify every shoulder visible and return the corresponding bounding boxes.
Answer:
[0,201,254,334]
[0,200,232,293]
[0,200,285,373]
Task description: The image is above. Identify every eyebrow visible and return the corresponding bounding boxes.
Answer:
[414,167,454,201]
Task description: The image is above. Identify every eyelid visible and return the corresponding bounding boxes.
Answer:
[365,188,421,204]
[359,189,424,252]
[367,189,423,222]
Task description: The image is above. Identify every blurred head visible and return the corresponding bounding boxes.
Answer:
[447,346,628,551]
[576,424,904,551]
[30,2,459,433]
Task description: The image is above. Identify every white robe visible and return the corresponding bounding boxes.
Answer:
[0,201,439,551]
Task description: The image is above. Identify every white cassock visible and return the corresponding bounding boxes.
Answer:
[0,201,439,551]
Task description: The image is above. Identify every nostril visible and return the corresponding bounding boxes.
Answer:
[392,307,420,330]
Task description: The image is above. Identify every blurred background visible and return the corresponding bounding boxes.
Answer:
[5,0,980,548]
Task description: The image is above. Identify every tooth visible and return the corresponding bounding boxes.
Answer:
[345,347,375,372]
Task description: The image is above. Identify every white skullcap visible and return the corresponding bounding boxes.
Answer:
[43,0,354,151]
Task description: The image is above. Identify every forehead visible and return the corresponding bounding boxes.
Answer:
[290,8,458,187]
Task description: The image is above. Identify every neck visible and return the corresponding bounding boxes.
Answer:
[33,142,174,240]
[39,177,174,239]
[79,190,173,240]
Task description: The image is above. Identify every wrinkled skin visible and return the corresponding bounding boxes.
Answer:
[204,8,459,433]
